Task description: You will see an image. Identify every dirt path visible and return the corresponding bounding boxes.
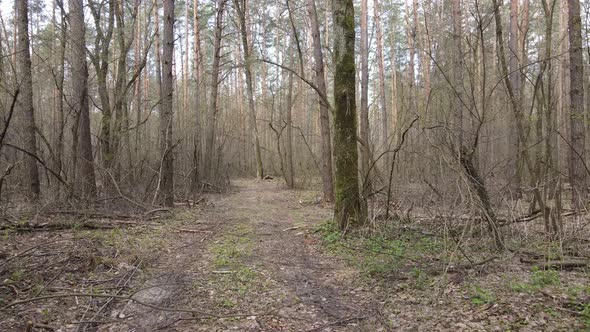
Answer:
[3,179,587,330]
[103,179,382,331]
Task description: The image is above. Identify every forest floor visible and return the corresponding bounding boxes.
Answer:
[1,179,589,331]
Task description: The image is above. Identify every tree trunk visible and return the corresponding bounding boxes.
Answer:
[112,0,130,181]
[567,0,587,207]
[204,0,227,182]
[286,61,295,188]
[492,0,550,246]
[390,28,398,145]
[191,0,204,192]
[16,0,40,201]
[157,0,175,207]
[332,0,366,230]
[88,0,114,170]
[405,0,417,180]
[307,0,334,202]
[69,0,96,198]
[451,0,464,148]
[509,0,522,197]
[359,0,370,194]
[374,0,388,170]
[234,0,264,179]
[133,0,142,180]
[52,0,66,180]
[154,0,163,115]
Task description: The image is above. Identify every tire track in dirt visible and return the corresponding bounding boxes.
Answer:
[103,179,383,331]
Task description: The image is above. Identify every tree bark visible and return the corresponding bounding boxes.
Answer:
[509,0,522,197]
[234,0,264,179]
[88,0,115,170]
[451,0,464,148]
[16,0,40,200]
[191,0,204,192]
[492,0,550,246]
[204,0,227,182]
[69,0,97,198]
[307,0,334,202]
[157,0,175,207]
[52,0,66,179]
[286,58,295,188]
[567,0,587,207]
[332,0,366,229]
[359,0,370,193]
[374,0,388,169]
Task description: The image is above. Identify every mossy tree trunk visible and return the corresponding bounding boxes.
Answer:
[332,0,366,230]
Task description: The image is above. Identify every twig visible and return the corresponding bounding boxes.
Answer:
[0,237,76,268]
[0,293,215,316]
[386,117,420,219]
[282,226,304,232]
[45,210,136,219]
[81,259,142,330]
[175,228,213,234]
[143,207,172,217]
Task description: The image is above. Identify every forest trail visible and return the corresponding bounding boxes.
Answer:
[3,179,588,331]
[106,179,382,331]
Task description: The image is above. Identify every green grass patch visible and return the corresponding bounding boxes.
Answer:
[211,224,254,269]
[209,223,260,303]
[314,220,442,279]
[469,285,495,305]
[531,267,560,287]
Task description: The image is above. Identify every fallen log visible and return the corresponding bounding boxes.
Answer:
[0,220,144,232]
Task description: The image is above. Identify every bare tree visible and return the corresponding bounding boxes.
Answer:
[190,0,205,192]
[88,0,115,170]
[567,0,587,207]
[16,0,40,200]
[451,0,464,148]
[359,0,370,193]
[69,0,97,198]
[374,0,387,169]
[234,0,264,179]
[508,0,522,197]
[157,0,175,207]
[307,0,334,202]
[204,0,227,182]
[52,0,67,179]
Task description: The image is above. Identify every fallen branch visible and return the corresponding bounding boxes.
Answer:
[1,292,299,322]
[0,222,118,232]
[45,210,137,220]
[534,260,589,270]
[282,226,304,232]
[0,237,77,268]
[143,207,172,217]
[498,210,576,227]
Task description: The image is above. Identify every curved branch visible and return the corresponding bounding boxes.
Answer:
[254,58,332,112]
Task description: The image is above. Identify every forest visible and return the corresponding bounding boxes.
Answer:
[0,0,590,330]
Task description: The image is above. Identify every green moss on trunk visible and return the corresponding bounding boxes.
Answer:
[332,0,366,230]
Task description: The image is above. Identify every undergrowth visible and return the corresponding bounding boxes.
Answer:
[314,220,442,279]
